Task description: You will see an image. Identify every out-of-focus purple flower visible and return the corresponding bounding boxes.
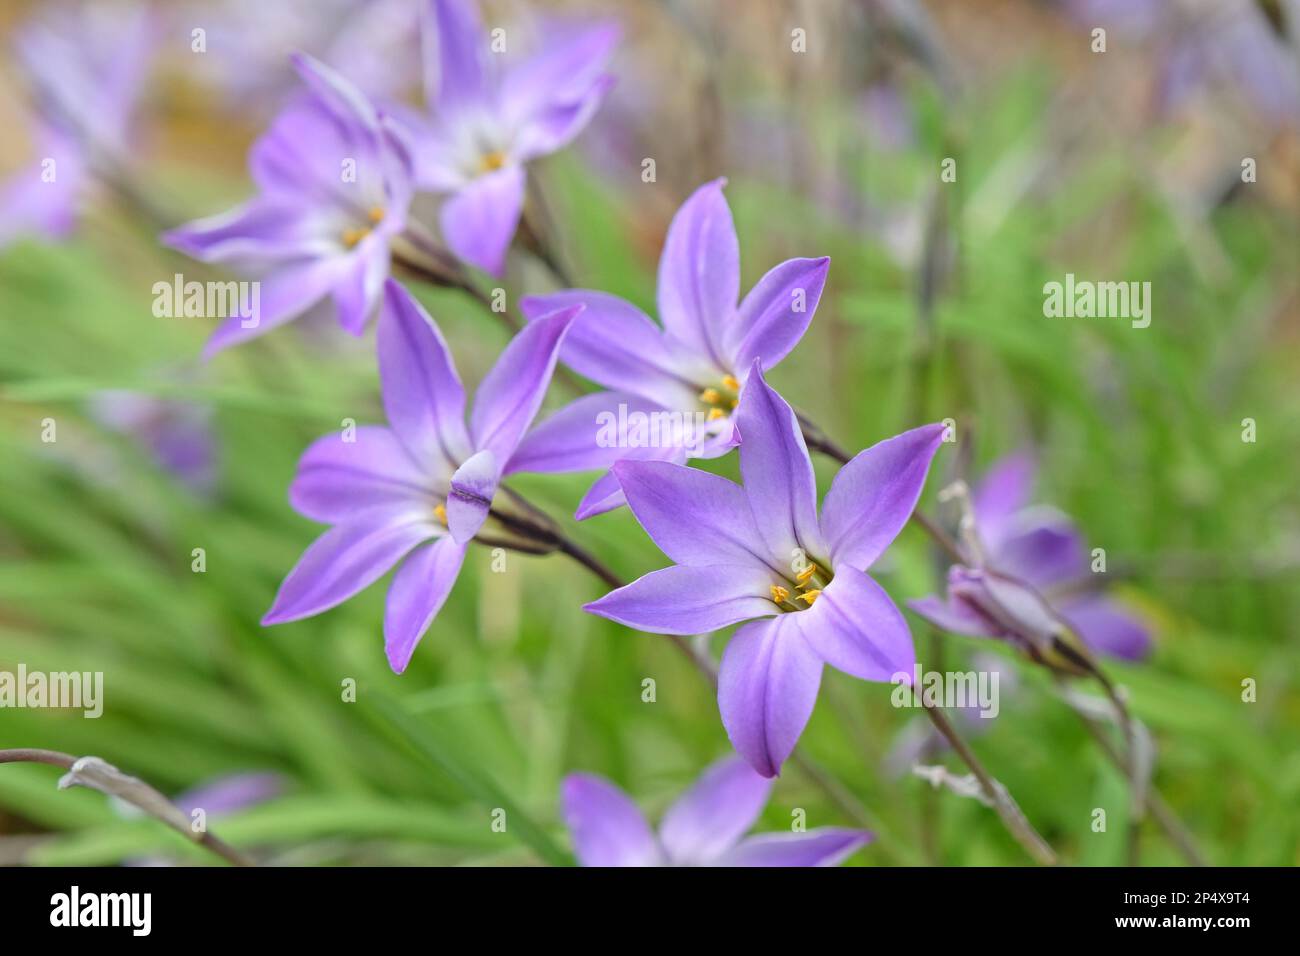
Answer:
[0,3,158,248]
[586,364,944,777]
[90,390,219,496]
[514,179,831,519]
[186,0,420,109]
[401,0,618,275]
[909,452,1153,663]
[132,771,284,867]
[562,756,871,867]
[163,55,415,357]
[262,281,578,674]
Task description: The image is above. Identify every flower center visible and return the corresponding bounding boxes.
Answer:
[698,374,741,422]
[768,558,832,612]
[341,206,386,249]
[477,149,508,175]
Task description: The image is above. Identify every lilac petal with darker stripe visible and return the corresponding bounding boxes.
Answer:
[585,564,776,635]
[289,426,428,523]
[658,757,773,865]
[562,774,660,867]
[797,567,916,682]
[384,536,468,673]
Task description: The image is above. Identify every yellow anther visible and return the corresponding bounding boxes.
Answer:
[796,564,817,583]
[342,226,370,248]
[722,374,740,391]
[770,585,790,604]
[433,503,448,525]
[699,387,722,405]
[479,149,507,173]
[367,206,385,224]
[798,588,822,606]
[707,408,725,421]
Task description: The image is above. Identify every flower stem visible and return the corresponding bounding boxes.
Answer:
[0,748,253,867]
[918,705,1059,865]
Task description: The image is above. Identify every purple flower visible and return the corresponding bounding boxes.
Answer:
[163,54,415,357]
[90,390,219,496]
[131,771,284,867]
[562,757,871,867]
[0,3,157,248]
[513,179,831,519]
[262,280,578,673]
[585,363,944,777]
[401,0,617,276]
[909,452,1152,662]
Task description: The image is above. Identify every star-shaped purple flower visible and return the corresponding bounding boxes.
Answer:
[909,452,1152,662]
[563,756,871,867]
[585,361,945,777]
[164,54,415,358]
[513,179,831,519]
[262,280,578,673]
[404,0,618,275]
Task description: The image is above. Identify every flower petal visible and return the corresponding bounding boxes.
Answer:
[423,0,488,113]
[1058,595,1152,661]
[726,256,829,373]
[499,20,620,125]
[506,391,674,476]
[470,303,579,462]
[906,593,1000,639]
[384,534,468,673]
[991,512,1088,589]
[972,451,1036,549]
[519,290,695,409]
[512,75,615,162]
[332,240,390,335]
[561,774,660,867]
[377,279,471,471]
[612,459,771,569]
[447,449,498,544]
[290,425,428,523]
[202,255,351,358]
[439,163,524,276]
[721,828,871,867]
[718,616,824,778]
[584,564,775,636]
[262,517,436,625]
[734,362,824,562]
[656,178,739,367]
[657,757,773,865]
[574,468,627,520]
[798,567,916,682]
[821,422,946,570]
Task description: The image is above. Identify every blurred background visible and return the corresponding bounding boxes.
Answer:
[0,0,1296,866]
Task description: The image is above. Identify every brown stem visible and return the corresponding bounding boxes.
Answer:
[0,749,253,867]
[919,705,1059,866]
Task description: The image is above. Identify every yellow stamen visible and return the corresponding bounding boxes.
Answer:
[796,564,817,583]
[342,226,370,248]
[433,503,448,525]
[722,374,740,392]
[798,588,822,606]
[707,408,725,421]
[699,387,722,405]
[770,585,790,604]
[479,150,507,173]
[367,206,385,224]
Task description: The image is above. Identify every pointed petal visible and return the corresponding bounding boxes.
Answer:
[506,391,674,476]
[612,459,770,569]
[291,52,382,135]
[202,256,350,358]
[423,0,488,112]
[384,535,468,673]
[1058,595,1152,661]
[584,564,775,636]
[499,20,619,125]
[519,290,695,408]
[907,593,1000,639]
[721,828,871,867]
[734,362,824,562]
[440,164,524,277]
[798,567,916,682]
[162,197,338,267]
[575,468,627,520]
[991,514,1088,588]
[377,280,471,470]
[658,757,773,865]
[656,178,739,367]
[821,422,946,571]
[972,451,1037,547]
[561,774,659,867]
[512,75,615,161]
[262,518,436,625]
[333,241,390,335]
[447,449,498,544]
[470,304,579,462]
[718,616,824,778]
[726,256,829,372]
[290,425,428,523]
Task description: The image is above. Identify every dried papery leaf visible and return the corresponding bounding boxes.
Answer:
[58,755,192,833]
